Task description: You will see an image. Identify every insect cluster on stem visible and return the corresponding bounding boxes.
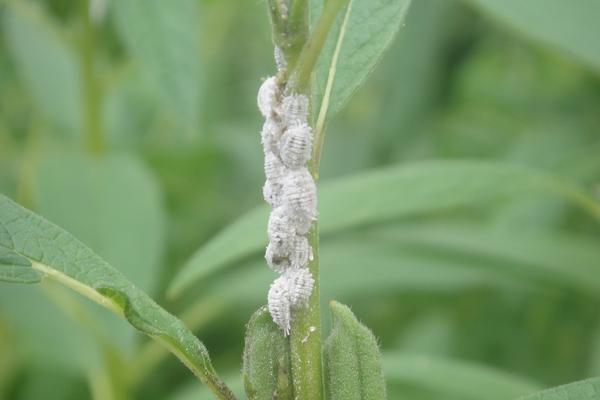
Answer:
[257,50,316,335]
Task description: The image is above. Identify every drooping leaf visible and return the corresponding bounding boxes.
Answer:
[0,153,165,370]
[465,0,600,73]
[243,306,293,400]
[516,378,600,400]
[324,301,387,400]
[168,160,600,297]
[3,1,81,135]
[0,194,236,400]
[113,0,202,131]
[312,0,413,119]
[383,352,542,400]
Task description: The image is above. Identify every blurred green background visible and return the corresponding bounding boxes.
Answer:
[1,0,600,399]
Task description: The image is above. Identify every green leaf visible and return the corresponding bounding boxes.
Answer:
[113,0,202,131]
[168,160,600,297]
[516,378,600,400]
[383,352,542,400]
[312,0,412,120]
[464,0,600,72]
[324,301,387,400]
[373,223,600,296]
[0,194,236,400]
[3,1,80,134]
[34,153,164,293]
[243,306,293,400]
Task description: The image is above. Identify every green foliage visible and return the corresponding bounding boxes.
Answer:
[1,0,600,398]
[324,301,387,400]
[3,1,80,135]
[0,194,235,399]
[242,306,292,400]
[466,0,600,72]
[517,378,600,400]
[113,0,202,132]
[384,352,542,399]
[312,0,413,118]
[169,160,600,297]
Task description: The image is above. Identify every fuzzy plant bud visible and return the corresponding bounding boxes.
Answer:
[257,77,280,118]
[280,123,313,169]
[282,169,317,219]
[281,94,309,126]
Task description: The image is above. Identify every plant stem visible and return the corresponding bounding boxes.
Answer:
[289,222,323,400]
[80,1,105,155]
[273,1,349,398]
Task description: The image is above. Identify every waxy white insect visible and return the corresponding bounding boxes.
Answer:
[289,235,310,269]
[267,268,315,335]
[267,206,296,254]
[258,69,317,334]
[257,77,280,118]
[264,152,286,183]
[261,118,283,154]
[282,169,317,219]
[280,123,313,169]
[285,268,314,307]
[281,94,309,126]
[268,276,292,335]
[263,179,283,208]
[274,47,287,71]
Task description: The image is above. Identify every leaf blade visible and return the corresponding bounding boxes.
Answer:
[383,352,542,400]
[0,194,235,400]
[168,160,600,297]
[516,378,600,400]
[465,0,600,72]
[313,0,413,117]
[113,0,202,131]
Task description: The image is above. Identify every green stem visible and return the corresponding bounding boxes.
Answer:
[267,1,349,399]
[80,2,105,155]
[290,223,323,400]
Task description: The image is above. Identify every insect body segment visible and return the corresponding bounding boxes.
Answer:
[258,75,317,335]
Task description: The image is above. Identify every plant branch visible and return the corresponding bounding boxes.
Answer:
[80,2,105,155]
[289,223,323,400]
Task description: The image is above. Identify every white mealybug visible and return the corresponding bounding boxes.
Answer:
[290,213,313,235]
[257,76,279,118]
[261,118,283,154]
[280,123,313,169]
[284,268,314,307]
[274,47,287,71]
[289,235,310,269]
[282,169,317,219]
[263,179,283,208]
[265,242,290,272]
[267,206,295,254]
[264,152,286,182]
[281,94,309,125]
[268,276,292,335]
